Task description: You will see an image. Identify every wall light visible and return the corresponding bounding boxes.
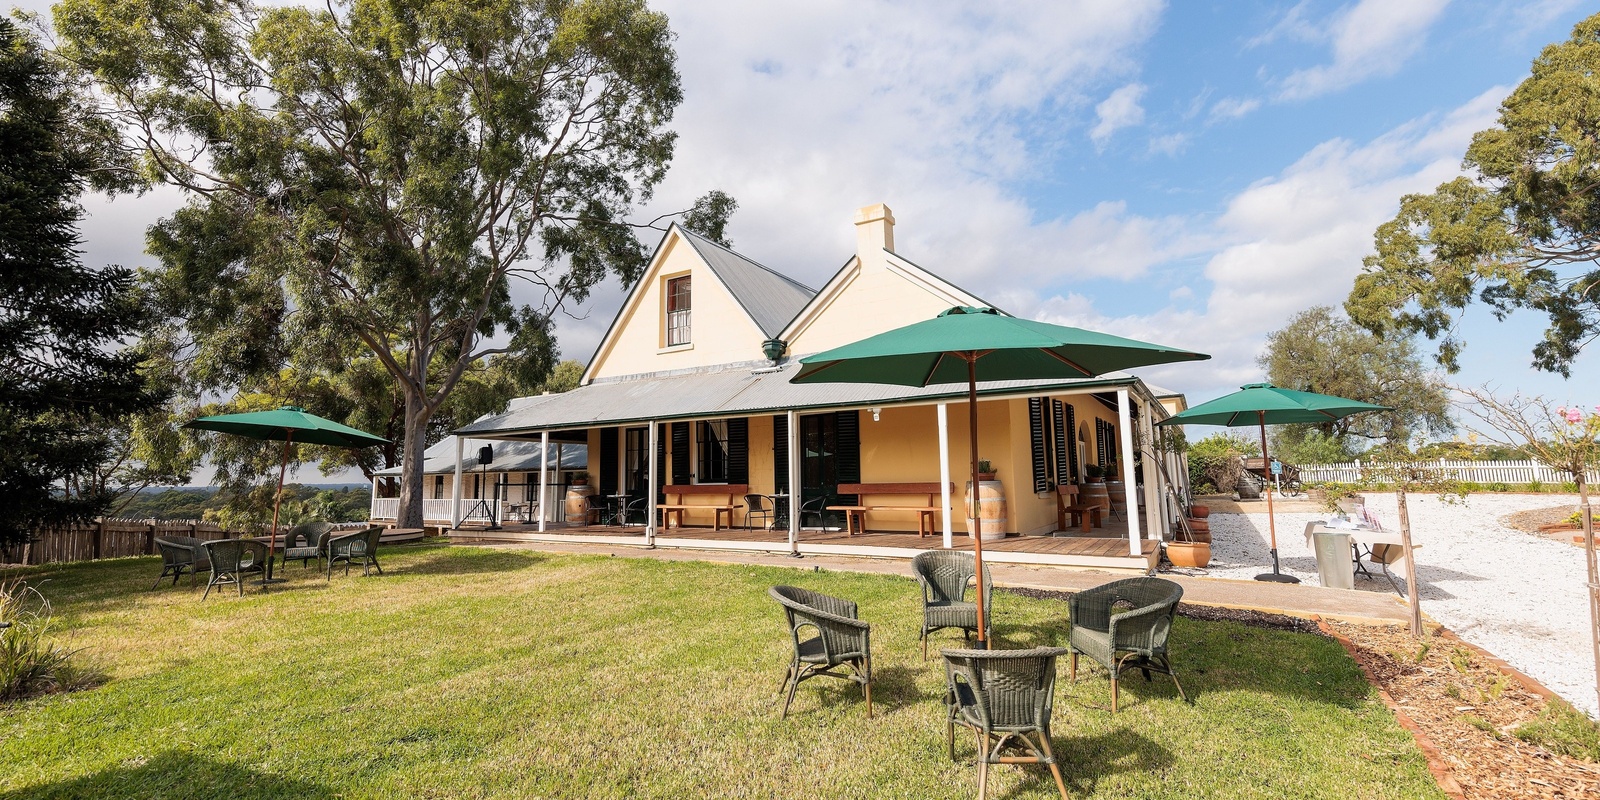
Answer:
[870,407,882,422]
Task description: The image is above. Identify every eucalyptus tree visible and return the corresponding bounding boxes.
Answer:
[53,0,691,527]
[1349,12,1600,377]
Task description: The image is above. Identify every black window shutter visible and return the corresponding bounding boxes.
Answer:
[773,414,789,490]
[1107,422,1118,467]
[1095,419,1106,466]
[599,428,619,497]
[1065,403,1079,482]
[727,417,749,484]
[655,424,667,502]
[1052,400,1070,485]
[1028,397,1048,493]
[671,421,690,484]
[835,410,860,506]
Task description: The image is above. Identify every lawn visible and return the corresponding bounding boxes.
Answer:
[0,544,1444,799]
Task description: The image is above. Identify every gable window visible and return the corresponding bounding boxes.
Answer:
[697,419,729,483]
[666,276,691,346]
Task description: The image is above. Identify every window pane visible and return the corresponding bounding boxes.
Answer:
[666,277,691,345]
[697,419,729,482]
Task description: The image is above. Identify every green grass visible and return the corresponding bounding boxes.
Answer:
[1514,699,1600,762]
[0,545,1444,799]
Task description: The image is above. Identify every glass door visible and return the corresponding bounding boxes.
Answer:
[800,413,841,529]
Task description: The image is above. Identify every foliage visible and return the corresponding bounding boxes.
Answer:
[1,578,104,701]
[1412,438,1530,461]
[1187,433,1257,495]
[1316,483,1363,514]
[1259,306,1454,451]
[0,548,1446,798]
[1274,428,1355,465]
[679,190,739,247]
[117,485,371,523]
[0,18,162,547]
[1347,13,1600,376]
[1513,698,1600,762]
[52,0,727,529]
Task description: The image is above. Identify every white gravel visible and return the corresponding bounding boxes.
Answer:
[1195,492,1598,718]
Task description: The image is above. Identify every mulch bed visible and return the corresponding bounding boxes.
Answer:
[1500,505,1594,547]
[1328,620,1600,799]
[1002,586,1600,797]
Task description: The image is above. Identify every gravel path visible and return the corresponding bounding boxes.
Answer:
[1191,492,1598,718]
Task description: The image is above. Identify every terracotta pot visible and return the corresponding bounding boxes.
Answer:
[1167,541,1211,568]
[1185,517,1209,533]
[1184,528,1211,544]
[1188,505,1210,519]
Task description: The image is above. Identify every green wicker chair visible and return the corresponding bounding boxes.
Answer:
[280,521,333,571]
[1067,577,1187,713]
[199,539,269,599]
[152,536,211,589]
[942,646,1071,800]
[325,527,384,579]
[769,585,873,719]
[912,550,992,660]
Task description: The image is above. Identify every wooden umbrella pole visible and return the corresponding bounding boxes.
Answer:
[1259,412,1276,553]
[269,433,291,579]
[968,355,987,647]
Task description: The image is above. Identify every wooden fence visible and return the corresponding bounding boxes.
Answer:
[4,519,369,567]
[1295,458,1600,486]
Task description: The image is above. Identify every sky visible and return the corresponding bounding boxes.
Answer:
[18,0,1596,422]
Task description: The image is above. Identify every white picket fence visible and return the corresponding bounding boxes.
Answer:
[1295,458,1600,485]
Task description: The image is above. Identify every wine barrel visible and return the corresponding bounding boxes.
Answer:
[964,479,1007,542]
[1081,480,1110,512]
[564,484,595,527]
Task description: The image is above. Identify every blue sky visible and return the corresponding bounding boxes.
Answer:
[19,0,1595,417]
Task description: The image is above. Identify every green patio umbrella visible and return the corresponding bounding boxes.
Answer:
[185,406,388,580]
[793,307,1210,646]
[1157,383,1389,583]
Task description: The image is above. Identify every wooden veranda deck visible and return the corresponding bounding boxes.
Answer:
[447,521,1159,573]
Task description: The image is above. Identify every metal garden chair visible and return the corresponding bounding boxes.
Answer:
[912,550,992,659]
[942,646,1071,800]
[769,585,873,718]
[199,538,269,599]
[1067,577,1187,713]
[743,493,773,530]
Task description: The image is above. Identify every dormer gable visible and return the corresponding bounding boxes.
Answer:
[582,225,816,384]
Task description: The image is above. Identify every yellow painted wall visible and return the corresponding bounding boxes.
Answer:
[588,234,771,380]
[785,261,968,356]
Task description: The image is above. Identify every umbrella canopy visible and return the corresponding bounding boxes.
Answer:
[792,307,1210,385]
[184,406,388,581]
[186,406,390,448]
[1156,383,1389,428]
[794,306,1210,645]
[1157,383,1389,582]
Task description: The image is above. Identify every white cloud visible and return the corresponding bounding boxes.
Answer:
[1276,0,1453,100]
[1148,132,1189,156]
[1090,83,1148,146]
[1208,96,1261,121]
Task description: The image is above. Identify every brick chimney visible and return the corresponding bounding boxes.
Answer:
[853,203,895,265]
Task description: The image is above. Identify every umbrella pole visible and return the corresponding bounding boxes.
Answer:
[268,434,291,582]
[967,356,988,648]
[1254,412,1298,584]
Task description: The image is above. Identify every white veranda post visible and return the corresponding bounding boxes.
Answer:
[788,409,800,556]
[1140,397,1165,540]
[451,436,465,529]
[1117,389,1143,556]
[937,402,953,549]
[537,431,549,533]
[647,422,659,546]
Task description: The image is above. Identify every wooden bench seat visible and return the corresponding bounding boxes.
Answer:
[1056,484,1104,533]
[659,484,748,531]
[830,483,953,537]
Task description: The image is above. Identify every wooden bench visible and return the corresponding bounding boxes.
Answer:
[831,483,953,537]
[658,484,748,531]
[1056,484,1103,533]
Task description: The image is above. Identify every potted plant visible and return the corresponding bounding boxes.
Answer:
[976,460,997,481]
[570,471,590,486]
[1084,464,1106,483]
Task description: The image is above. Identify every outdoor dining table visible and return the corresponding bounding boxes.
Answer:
[1302,522,1404,590]
[766,493,790,530]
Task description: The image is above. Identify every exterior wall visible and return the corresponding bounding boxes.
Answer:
[784,259,971,356]
[587,234,770,380]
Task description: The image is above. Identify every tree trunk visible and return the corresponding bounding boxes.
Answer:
[1397,484,1423,637]
[396,386,429,529]
[1580,475,1597,713]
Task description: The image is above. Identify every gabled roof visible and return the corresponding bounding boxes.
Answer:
[677,228,816,337]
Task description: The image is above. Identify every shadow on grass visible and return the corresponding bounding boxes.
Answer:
[390,547,548,577]
[942,728,1173,799]
[0,750,335,800]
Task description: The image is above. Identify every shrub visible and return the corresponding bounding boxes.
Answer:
[1527,479,1544,492]
[1,579,105,701]
[1486,482,1511,492]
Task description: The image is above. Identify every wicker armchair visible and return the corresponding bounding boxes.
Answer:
[1067,577,1187,713]
[152,536,212,589]
[942,647,1071,800]
[769,585,873,719]
[912,551,992,659]
[325,527,384,579]
[280,521,333,571]
[199,539,269,599]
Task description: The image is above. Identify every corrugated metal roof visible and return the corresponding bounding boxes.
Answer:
[456,362,1145,437]
[374,436,588,476]
[680,229,816,337]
